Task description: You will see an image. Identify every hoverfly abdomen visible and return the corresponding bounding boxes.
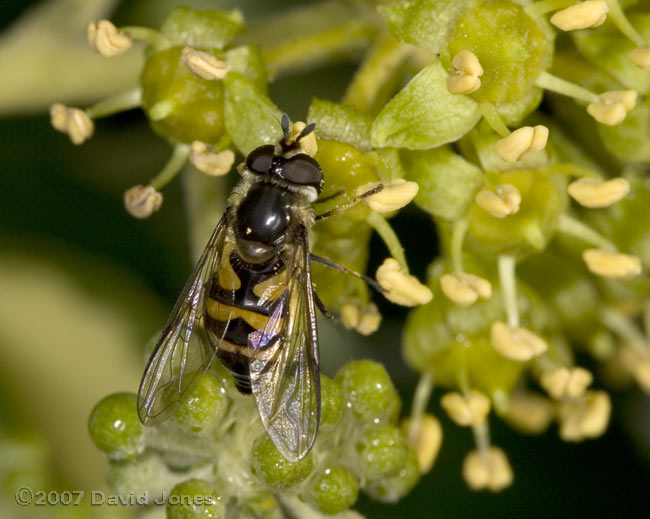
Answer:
[204,251,287,394]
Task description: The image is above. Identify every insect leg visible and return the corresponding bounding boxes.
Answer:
[310,253,385,294]
[313,291,334,319]
[314,188,345,205]
[315,185,384,221]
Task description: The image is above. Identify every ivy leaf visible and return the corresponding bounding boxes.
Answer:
[371,61,481,150]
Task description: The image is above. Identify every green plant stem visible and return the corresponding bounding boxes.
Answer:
[366,211,409,273]
[525,0,575,18]
[451,219,469,274]
[181,167,230,262]
[85,87,142,118]
[600,307,650,355]
[535,71,599,104]
[498,255,519,328]
[343,35,414,114]
[408,371,434,445]
[557,214,616,251]
[149,143,191,190]
[603,0,646,47]
[479,102,510,138]
[121,26,170,50]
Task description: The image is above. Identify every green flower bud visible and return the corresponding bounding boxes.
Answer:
[466,167,569,259]
[371,61,481,149]
[160,7,245,50]
[251,436,313,489]
[303,465,359,515]
[336,360,401,424]
[364,447,420,503]
[167,478,224,519]
[88,393,144,459]
[355,423,407,482]
[173,373,230,431]
[141,46,226,143]
[403,146,483,221]
[320,375,344,426]
[441,0,551,104]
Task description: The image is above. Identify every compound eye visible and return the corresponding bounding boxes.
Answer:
[282,154,323,190]
[245,145,275,174]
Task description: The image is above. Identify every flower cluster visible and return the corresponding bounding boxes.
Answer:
[51,0,650,509]
[89,360,418,518]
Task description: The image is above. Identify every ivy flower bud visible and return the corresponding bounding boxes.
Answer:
[567,177,630,208]
[87,20,132,57]
[557,391,611,442]
[360,179,419,213]
[462,447,513,492]
[550,1,609,31]
[181,47,230,80]
[401,414,443,475]
[340,300,382,335]
[587,90,637,126]
[540,367,593,400]
[124,185,163,219]
[582,249,642,279]
[49,103,94,145]
[493,125,549,163]
[440,272,492,307]
[474,184,521,218]
[506,392,554,434]
[190,142,235,176]
[490,321,548,362]
[440,390,491,427]
[376,258,433,307]
[447,50,483,95]
[629,45,650,71]
[291,121,318,157]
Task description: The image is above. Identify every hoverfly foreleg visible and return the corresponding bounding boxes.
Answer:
[310,253,385,294]
[314,185,384,221]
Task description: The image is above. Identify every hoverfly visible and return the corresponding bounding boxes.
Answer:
[138,115,383,461]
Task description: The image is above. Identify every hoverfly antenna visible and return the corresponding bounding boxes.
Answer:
[280,113,291,141]
[297,122,316,142]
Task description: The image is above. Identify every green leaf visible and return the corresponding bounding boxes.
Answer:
[371,61,481,150]
[379,0,473,53]
[402,146,483,221]
[308,99,373,150]
[224,73,283,155]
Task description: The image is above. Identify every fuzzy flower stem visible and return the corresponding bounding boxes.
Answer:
[644,300,650,343]
[479,102,510,138]
[557,214,616,251]
[498,255,519,328]
[451,219,469,275]
[525,0,576,18]
[85,87,142,119]
[458,363,492,457]
[149,143,191,191]
[343,36,414,114]
[535,71,599,104]
[408,371,434,446]
[603,0,645,46]
[600,307,650,356]
[366,211,409,273]
[120,26,170,50]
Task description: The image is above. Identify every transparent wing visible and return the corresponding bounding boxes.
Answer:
[249,225,321,461]
[137,210,232,424]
